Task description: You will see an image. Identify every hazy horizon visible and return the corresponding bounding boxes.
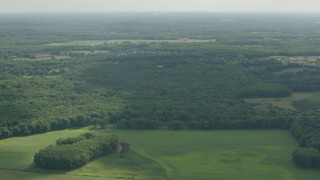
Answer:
[1,0,319,13]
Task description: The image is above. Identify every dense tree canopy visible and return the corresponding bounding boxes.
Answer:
[292,147,320,168]
[34,133,118,170]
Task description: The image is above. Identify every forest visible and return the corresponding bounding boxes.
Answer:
[0,13,320,169]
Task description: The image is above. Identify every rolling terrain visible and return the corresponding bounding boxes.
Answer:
[1,128,320,180]
[0,13,320,179]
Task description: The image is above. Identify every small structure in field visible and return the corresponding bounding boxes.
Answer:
[117,142,130,157]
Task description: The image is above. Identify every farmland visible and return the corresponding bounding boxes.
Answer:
[1,129,320,180]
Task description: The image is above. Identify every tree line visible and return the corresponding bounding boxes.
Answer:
[0,115,108,139]
[290,116,320,168]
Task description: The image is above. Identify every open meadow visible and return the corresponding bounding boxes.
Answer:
[0,129,320,180]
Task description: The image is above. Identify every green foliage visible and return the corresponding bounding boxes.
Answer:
[117,119,162,130]
[85,58,295,130]
[2,13,320,135]
[34,133,118,170]
[290,116,320,168]
[238,84,292,98]
[0,13,320,173]
[167,120,187,130]
[290,117,320,150]
[292,147,320,168]
[292,100,320,111]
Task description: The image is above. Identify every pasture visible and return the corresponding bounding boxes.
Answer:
[1,129,320,179]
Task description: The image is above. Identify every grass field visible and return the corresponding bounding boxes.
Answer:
[1,129,320,180]
[244,91,320,110]
[0,128,165,180]
[46,39,216,46]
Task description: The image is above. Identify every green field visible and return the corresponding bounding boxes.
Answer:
[0,128,166,180]
[1,129,320,180]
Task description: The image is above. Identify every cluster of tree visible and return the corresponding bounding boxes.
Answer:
[291,117,320,150]
[116,112,292,130]
[0,120,50,138]
[117,118,162,130]
[0,115,108,139]
[290,117,320,168]
[0,61,115,140]
[78,55,302,131]
[1,39,319,169]
[292,147,320,168]
[34,133,118,170]
[0,60,70,76]
[239,58,320,93]
[237,84,292,98]
[292,100,320,111]
[280,68,320,92]
[167,120,187,130]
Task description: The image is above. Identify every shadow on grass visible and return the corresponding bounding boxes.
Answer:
[25,163,70,175]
